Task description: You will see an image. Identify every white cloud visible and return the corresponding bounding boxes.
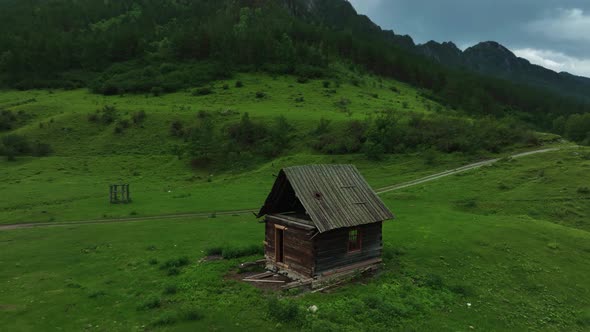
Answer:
[347,0,383,15]
[528,8,590,42]
[513,48,590,77]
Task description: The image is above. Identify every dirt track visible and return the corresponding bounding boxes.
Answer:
[0,147,563,231]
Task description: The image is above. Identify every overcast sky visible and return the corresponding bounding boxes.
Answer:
[348,0,590,77]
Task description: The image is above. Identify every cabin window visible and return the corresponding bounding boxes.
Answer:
[347,228,361,252]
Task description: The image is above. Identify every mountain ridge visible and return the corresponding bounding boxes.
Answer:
[287,0,590,101]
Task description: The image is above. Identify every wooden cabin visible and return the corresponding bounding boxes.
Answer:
[257,165,394,282]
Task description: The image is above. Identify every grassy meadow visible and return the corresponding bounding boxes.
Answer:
[1,148,589,331]
[1,72,485,224]
[1,73,589,331]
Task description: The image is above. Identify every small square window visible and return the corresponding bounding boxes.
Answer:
[348,228,361,252]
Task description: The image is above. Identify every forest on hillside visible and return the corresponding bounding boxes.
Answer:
[1,0,589,144]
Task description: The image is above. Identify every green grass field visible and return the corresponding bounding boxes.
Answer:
[1,148,589,331]
[1,73,589,331]
[0,73,479,224]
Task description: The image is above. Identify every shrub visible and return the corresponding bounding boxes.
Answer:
[132,110,147,124]
[114,119,131,134]
[267,297,302,324]
[390,86,400,93]
[139,296,161,310]
[255,91,266,99]
[334,98,351,110]
[578,187,590,194]
[322,81,331,88]
[448,283,475,297]
[423,149,437,165]
[420,273,444,289]
[221,244,263,259]
[1,134,30,160]
[163,284,178,295]
[88,290,106,299]
[296,76,309,84]
[456,198,478,209]
[182,309,203,321]
[161,256,190,269]
[151,86,164,96]
[205,246,223,256]
[148,258,159,265]
[170,120,184,137]
[192,87,213,96]
[99,105,117,124]
[235,80,244,88]
[32,141,52,157]
[167,267,181,276]
[87,112,99,123]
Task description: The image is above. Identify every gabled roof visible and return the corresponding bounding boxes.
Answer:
[258,165,394,233]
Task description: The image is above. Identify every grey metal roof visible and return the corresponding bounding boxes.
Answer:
[258,164,394,233]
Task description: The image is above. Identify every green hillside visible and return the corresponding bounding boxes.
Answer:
[1,0,590,142]
[1,148,589,331]
[0,72,545,224]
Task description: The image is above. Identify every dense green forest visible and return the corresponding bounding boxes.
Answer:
[0,0,589,143]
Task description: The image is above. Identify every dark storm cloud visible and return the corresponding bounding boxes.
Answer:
[348,0,590,77]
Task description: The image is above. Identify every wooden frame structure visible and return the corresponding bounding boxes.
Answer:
[109,184,131,204]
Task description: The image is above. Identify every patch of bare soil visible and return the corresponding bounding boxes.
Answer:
[0,304,19,311]
[199,254,223,262]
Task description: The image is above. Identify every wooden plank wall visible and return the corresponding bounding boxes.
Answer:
[265,219,315,277]
[314,222,382,274]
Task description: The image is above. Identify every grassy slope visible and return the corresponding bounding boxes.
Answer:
[0,72,478,224]
[1,148,589,331]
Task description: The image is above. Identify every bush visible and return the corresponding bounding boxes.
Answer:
[99,105,117,124]
[132,110,147,124]
[163,284,178,295]
[151,86,164,96]
[322,81,331,88]
[267,297,302,324]
[148,258,159,265]
[192,87,213,96]
[167,267,181,276]
[32,141,52,157]
[161,256,190,269]
[255,91,266,99]
[296,76,309,84]
[222,84,229,90]
[183,309,203,321]
[448,283,475,297]
[114,119,130,134]
[578,187,590,194]
[87,113,99,123]
[1,134,30,160]
[88,290,106,299]
[334,98,351,110]
[205,246,223,256]
[221,244,263,259]
[139,296,161,310]
[170,120,184,137]
[235,80,244,88]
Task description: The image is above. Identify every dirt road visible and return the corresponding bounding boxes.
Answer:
[0,147,563,231]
